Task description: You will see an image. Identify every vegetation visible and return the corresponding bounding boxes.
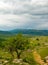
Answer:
[0,34,48,65]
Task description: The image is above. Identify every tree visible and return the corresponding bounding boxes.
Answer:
[3,37,15,59]
[0,38,6,49]
[3,34,30,59]
[14,34,30,59]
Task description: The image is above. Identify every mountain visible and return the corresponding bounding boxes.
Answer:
[0,30,12,35]
[10,29,48,36]
[0,29,48,36]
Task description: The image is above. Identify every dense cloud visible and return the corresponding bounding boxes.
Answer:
[0,0,48,30]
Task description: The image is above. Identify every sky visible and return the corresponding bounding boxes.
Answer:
[0,0,48,30]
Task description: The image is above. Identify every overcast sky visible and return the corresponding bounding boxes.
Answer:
[0,0,48,30]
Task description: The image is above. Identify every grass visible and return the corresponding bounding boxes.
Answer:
[37,47,48,59]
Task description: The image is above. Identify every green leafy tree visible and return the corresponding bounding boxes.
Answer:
[3,34,30,59]
[14,34,30,59]
[3,37,15,58]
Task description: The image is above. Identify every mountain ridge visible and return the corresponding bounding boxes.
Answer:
[0,29,48,36]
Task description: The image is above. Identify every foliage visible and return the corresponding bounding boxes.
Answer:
[0,34,48,65]
[2,34,30,59]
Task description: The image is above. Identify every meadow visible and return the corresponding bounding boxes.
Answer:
[0,34,48,65]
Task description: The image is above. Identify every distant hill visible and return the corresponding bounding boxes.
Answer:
[0,29,48,36]
[10,29,48,36]
[0,30,12,35]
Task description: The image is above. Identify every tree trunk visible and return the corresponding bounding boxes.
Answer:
[16,49,21,59]
[17,53,20,59]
